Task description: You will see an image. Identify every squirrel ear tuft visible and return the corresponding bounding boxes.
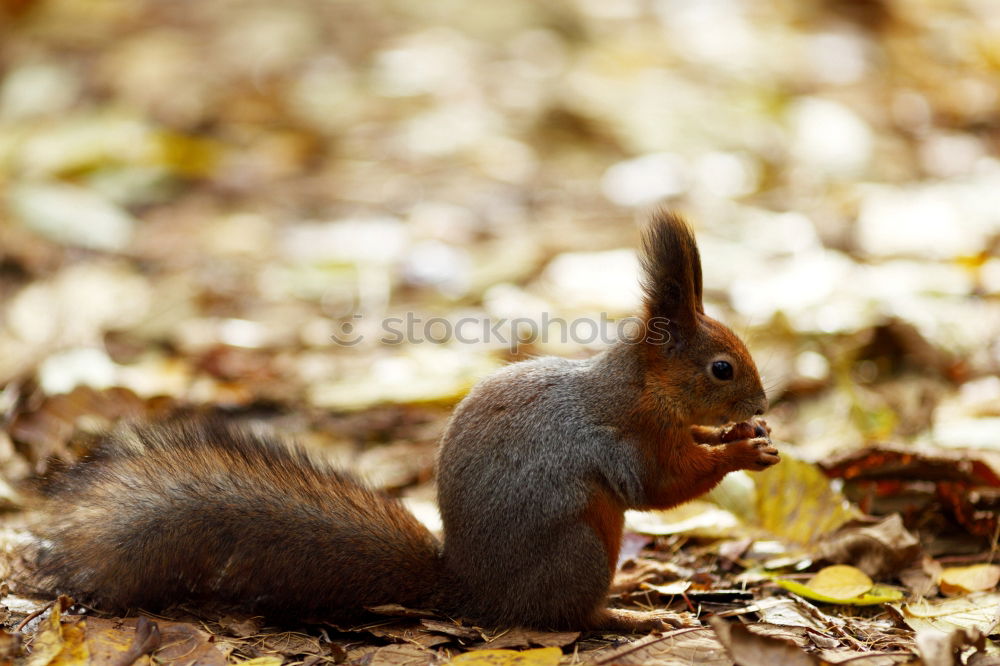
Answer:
[639,211,705,332]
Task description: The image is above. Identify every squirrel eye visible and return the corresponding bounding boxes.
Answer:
[711,360,734,381]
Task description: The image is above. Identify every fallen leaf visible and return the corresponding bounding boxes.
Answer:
[822,446,1000,537]
[254,631,345,660]
[816,514,921,578]
[366,643,438,666]
[710,616,819,665]
[25,597,88,666]
[625,501,740,538]
[366,620,453,648]
[450,646,561,665]
[365,604,439,619]
[113,615,160,666]
[754,457,862,545]
[50,617,87,666]
[914,627,985,666]
[419,619,479,641]
[474,628,579,650]
[0,630,21,662]
[891,593,1000,636]
[216,614,265,638]
[938,564,1000,595]
[85,616,227,665]
[805,630,840,650]
[642,580,692,596]
[239,658,284,666]
[815,649,916,664]
[592,627,730,665]
[899,557,943,598]
[775,578,903,605]
[822,445,1000,487]
[744,623,812,649]
[807,565,873,600]
[753,598,829,632]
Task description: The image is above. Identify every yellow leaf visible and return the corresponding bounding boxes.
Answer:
[753,457,862,545]
[50,618,88,666]
[239,658,284,666]
[775,578,902,605]
[774,567,903,606]
[808,565,873,599]
[939,564,1000,595]
[26,603,65,666]
[26,598,90,666]
[152,132,220,177]
[450,646,562,665]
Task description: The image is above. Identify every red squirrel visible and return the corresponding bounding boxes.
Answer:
[30,211,777,632]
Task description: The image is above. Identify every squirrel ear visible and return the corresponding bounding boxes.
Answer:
[639,211,705,335]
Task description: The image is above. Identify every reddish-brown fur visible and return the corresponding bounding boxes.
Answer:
[581,486,626,575]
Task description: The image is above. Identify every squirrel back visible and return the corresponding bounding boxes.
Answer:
[29,211,778,631]
[31,420,441,617]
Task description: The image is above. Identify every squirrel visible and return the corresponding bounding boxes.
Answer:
[28,211,778,633]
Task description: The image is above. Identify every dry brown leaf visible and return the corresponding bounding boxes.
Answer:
[366,604,439,619]
[419,619,480,641]
[474,628,579,650]
[450,646,560,665]
[9,386,160,468]
[592,627,730,665]
[899,557,943,598]
[85,616,227,665]
[240,658,284,666]
[216,614,265,638]
[805,630,840,650]
[610,558,674,595]
[753,598,829,632]
[915,626,986,666]
[816,514,921,578]
[709,617,819,666]
[366,621,453,649]
[891,592,1000,636]
[253,631,345,660]
[366,642,439,666]
[0,629,21,662]
[938,564,1000,595]
[815,649,916,665]
[112,615,161,665]
[744,623,811,649]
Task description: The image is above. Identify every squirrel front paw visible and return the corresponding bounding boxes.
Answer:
[720,419,778,471]
[719,418,770,443]
[692,418,770,445]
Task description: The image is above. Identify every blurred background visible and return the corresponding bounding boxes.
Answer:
[0,0,999,496]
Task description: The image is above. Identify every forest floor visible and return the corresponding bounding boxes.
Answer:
[1,0,999,664]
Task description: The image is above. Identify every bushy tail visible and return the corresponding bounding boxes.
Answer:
[32,419,442,618]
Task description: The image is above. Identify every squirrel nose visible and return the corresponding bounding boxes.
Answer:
[754,395,768,415]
